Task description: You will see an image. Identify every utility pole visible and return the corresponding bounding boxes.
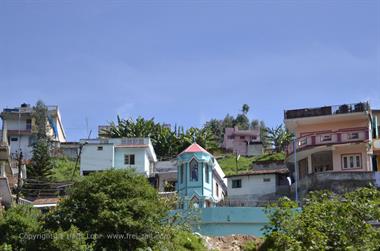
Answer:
[235,152,240,174]
[294,136,299,204]
[16,151,23,204]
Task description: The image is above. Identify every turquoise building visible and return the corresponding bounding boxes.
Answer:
[177,143,227,208]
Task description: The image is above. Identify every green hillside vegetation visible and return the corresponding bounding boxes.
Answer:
[51,157,80,182]
[218,152,285,176]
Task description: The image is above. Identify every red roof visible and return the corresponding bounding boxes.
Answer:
[180,143,209,155]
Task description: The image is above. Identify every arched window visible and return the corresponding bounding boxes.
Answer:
[190,159,198,182]
[190,195,200,208]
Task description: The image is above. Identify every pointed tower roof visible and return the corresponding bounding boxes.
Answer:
[179,142,210,155]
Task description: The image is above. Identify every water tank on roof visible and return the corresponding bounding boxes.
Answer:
[20,103,30,108]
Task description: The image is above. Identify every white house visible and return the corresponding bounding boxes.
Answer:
[80,137,157,176]
[0,103,66,160]
[225,168,289,206]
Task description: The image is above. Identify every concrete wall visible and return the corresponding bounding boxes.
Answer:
[80,144,114,174]
[6,119,27,131]
[227,174,276,196]
[247,144,263,156]
[114,147,149,175]
[332,144,371,172]
[173,207,269,237]
[294,119,368,138]
[295,171,376,198]
[8,135,32,159]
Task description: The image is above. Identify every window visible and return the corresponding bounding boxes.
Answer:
[97,146,103,151]
[124,154,135,165]
[348,132,359,140]
[320,134,332,142]
[180,164,184,184]
[227,136,234,139]
[190,159,198,181]
[263,178,271,182]
[232,179,242,188]
[26,119,32,130]
[342,154,361,169]
[299,138,307,146]
[240,136,245,139]
[216,183,219,196]
[205,164,210,183]
[28,136,36,146]
[11,137,18,142]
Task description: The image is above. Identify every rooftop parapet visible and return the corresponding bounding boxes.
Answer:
[284,102,369,120]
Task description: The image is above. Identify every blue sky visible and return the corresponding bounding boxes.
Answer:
[0,0,379,141]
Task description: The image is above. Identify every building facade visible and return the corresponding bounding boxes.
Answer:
[177,143,227,208]
[223,126,263,156]
[284,102,374,182]
[0,103,66,160]
[372,109,380,172]
[80,137,157,176]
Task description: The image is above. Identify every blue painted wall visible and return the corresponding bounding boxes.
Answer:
[172,207,269,237]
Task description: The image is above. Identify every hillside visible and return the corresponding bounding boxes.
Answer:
[217,152,285,176]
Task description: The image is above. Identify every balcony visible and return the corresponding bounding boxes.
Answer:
[287,128,369,155]
[284,102,369,120]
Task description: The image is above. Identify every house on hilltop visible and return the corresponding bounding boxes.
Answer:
[223,126,263,156]
[79,137,157,177]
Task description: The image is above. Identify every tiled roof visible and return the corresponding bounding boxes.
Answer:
[180,143,210,155]
[225,168,289,178]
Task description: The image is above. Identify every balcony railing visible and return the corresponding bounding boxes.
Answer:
[287,128,369,155]
[284,102,369,120]
[82,137,151,146]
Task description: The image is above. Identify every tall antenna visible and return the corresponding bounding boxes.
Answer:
[85,117,89,137]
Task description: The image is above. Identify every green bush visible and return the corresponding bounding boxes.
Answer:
[262,187,380,250]
[0,205,42,250]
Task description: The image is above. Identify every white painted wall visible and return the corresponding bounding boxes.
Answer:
[80,144,114,174]
[8,135,32,159]
[6,119,27,131]
[227,174,277,196]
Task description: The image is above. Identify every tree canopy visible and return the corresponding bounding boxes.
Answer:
[262,187,380,250]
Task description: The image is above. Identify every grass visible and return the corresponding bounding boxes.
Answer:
[217,152,285,176]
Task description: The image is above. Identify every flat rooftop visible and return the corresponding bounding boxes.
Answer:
[284,102,369,120]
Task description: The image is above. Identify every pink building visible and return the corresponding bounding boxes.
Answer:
[223,126,263,156]
[284,102,374,181]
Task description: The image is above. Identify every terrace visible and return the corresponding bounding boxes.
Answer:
[284,102,369,120]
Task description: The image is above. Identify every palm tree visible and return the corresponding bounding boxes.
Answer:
[266,125,294,152]
[242,104,250,115]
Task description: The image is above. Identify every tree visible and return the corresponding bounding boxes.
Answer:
[203,119,224,145]
[262,187,380,250]
[266,125,293,153]
[242,104,250,115]
[28,100,53,181]
[44,169,171,250]
[0,205,43,250]
[234,114,250,130]
[103,116,217,160]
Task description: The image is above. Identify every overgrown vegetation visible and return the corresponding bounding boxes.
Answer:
[0,169,206,250]
[261,187,380,250]
[218,152,285,175]
[51,157,79,182]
